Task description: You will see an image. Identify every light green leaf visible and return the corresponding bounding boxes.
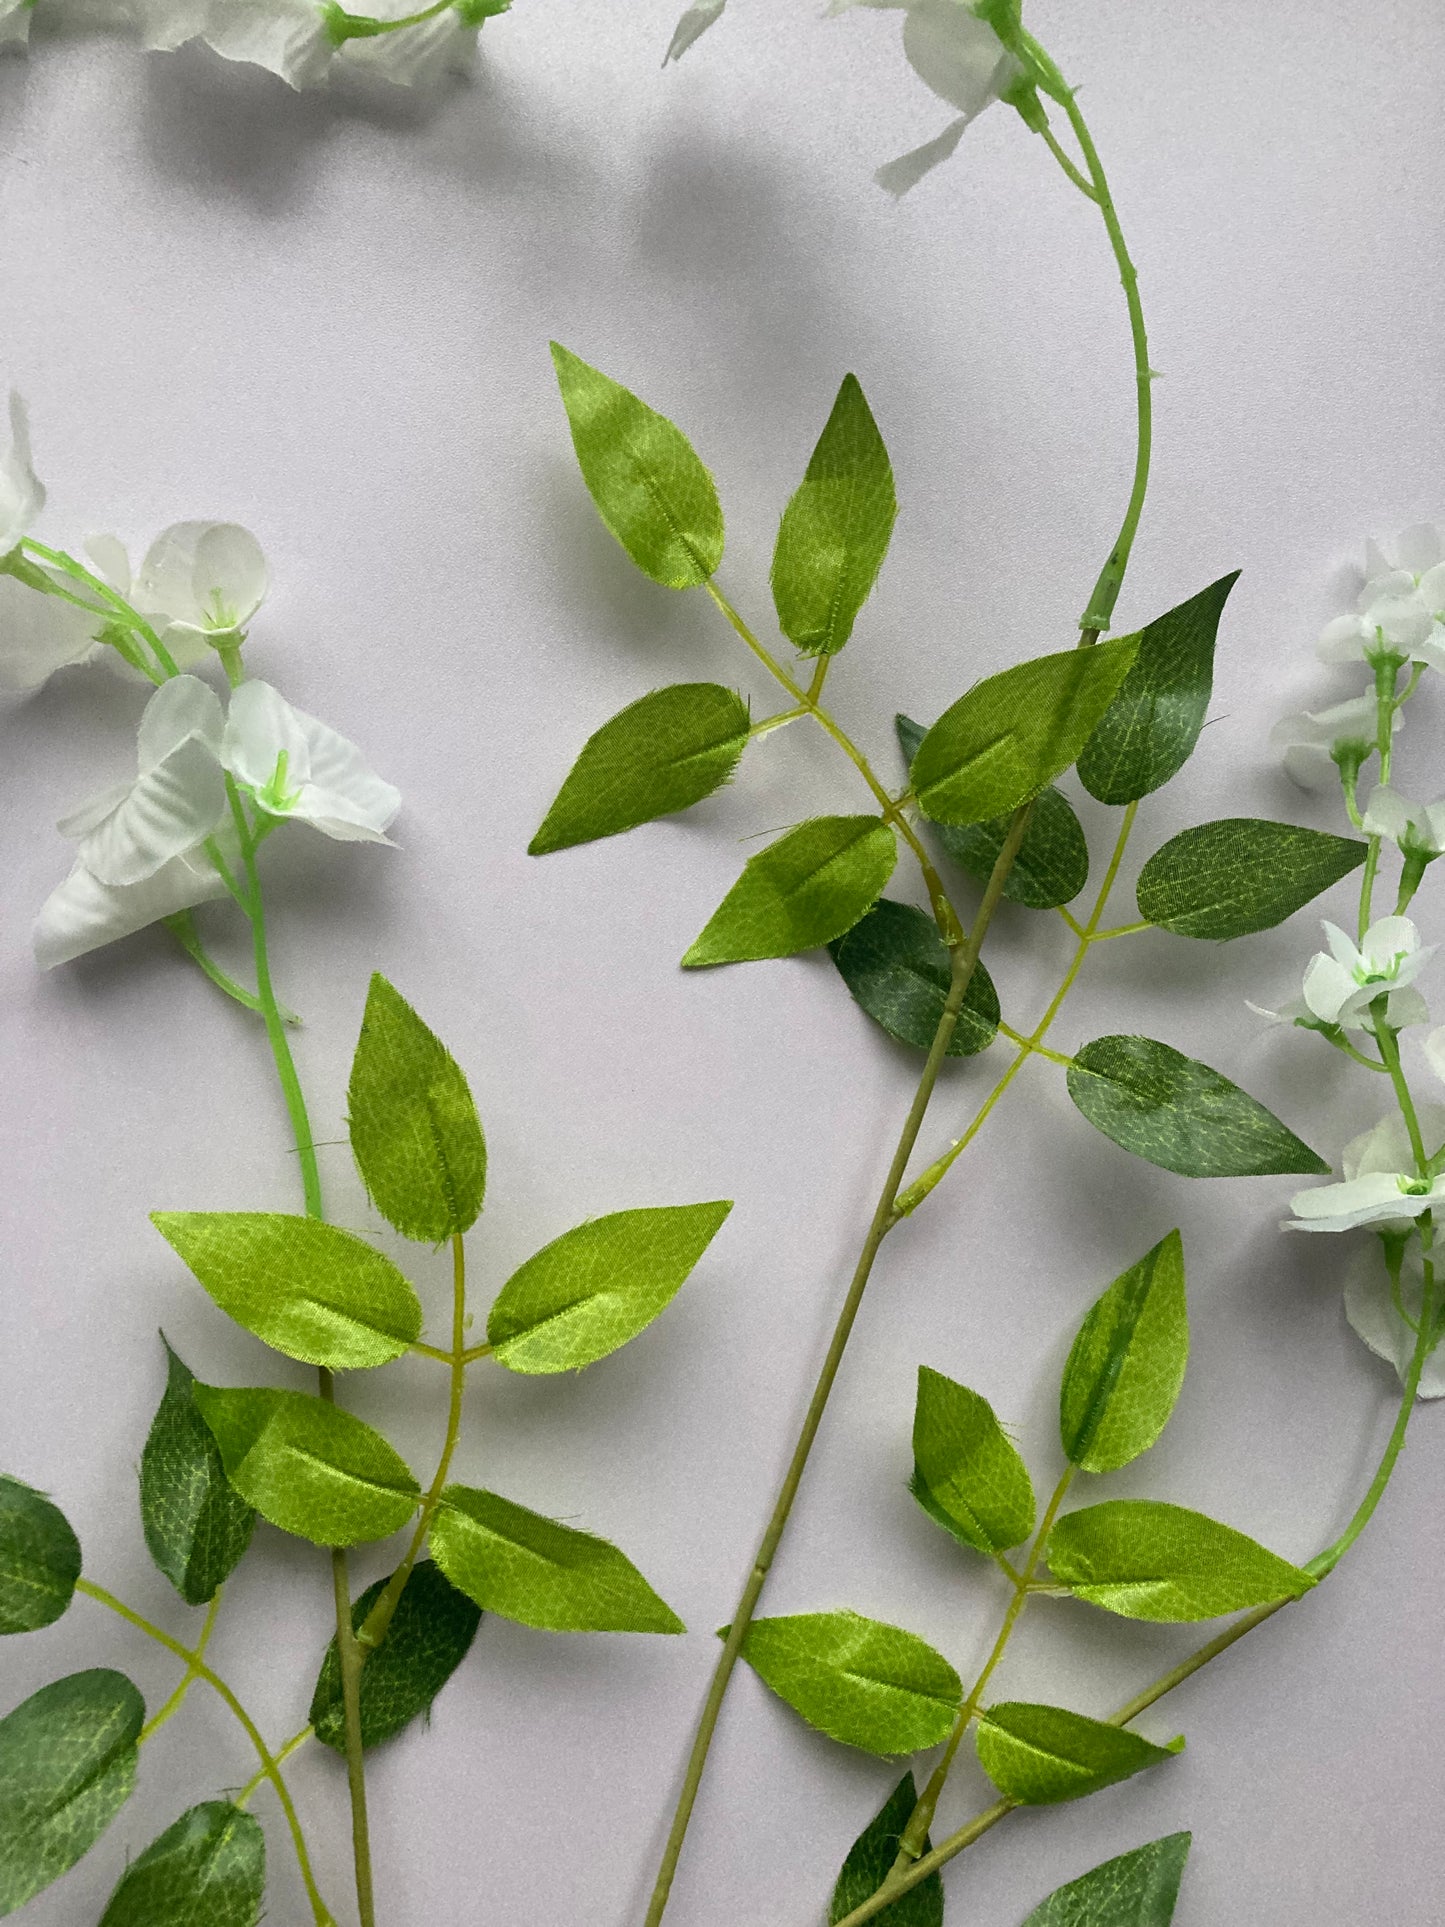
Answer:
[683,815,897,967]
[828,900,999,1058]
[1077,573,1239,804]
[430,1485,683,1633]
[487,1201,732,1375]
[551,343,723,589]
[310,1561,481,1754]
[98,1802,265,1927]
[0,1670,143,1916]
[1135,820,1367,940]
[1047,1500,1316,1621]
[910,1366,1034,1555]
[772,374,896,658]
[828,1773,942,1927]
[1020,1832,1192,1926]
[151,1211,422,1371]
[911,637,1139,827]
[348,974,487,1242]
[0,1478,79,1636]
[1060,1232,1188,1474]
[1067,1036,1329,1178]
[530,684,751,855]
[974,1700,1181,1805]
[737,1611,960,1756]
[140,1340,256,1608]
[193,1387,420,1549]
[898,716,1089,908]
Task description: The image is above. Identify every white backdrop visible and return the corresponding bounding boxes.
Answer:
[2,3,1442,1923]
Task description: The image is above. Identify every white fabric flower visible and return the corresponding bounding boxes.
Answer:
[1318,525,1445,673]
[34,842,236,970]
[1361,785,1445,858]
[0,393,44,556]
[0,574,109,689]
[204,0,335,89]
[1301,917,1433,1033]
[1344,1240,1445,1399]
[222,680,400,842]
[1269,694,1397,791]
[337,9,478,87]
[1287,1104,1445,1234]
[136,522,268,647]
[58,676,227,887]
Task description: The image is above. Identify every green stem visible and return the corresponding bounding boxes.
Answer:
[1038,121,1099,200]
[138,1590,222,1743]
[164,912,301,1024]
[22,539,181,679]
[237,1724,314,1809]
[77,1581,336,1926]
[1358,659,1401,937]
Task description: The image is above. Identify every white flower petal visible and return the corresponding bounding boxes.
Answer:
[292,708,401,838]
[68,736,228,886]
[1317,613,1372,664]
[1361,784,1413,842]
[874,116,971,196]
[1302,951,1354,1025]
[1357,569,1416,611]
[1416,560,1445,614]
[0,574,106,689]
[900,0,1015,115]
[665,0,727,62]
[131,0,210,50]
[221,678,312,792]
[137,673,226,770]
[202,0,334,87]
[1286,1169,1439,1234]
[1359,914,1422,974]
[57,782,132,842]
[1320,920,1360,971]
[139,521,269,633]
[34,844,233,969]
[1392,524,1445,576]
[1279,742,1335,790]
[339,15,471,86]
[1385,985,1431,1030]
[1344,1245,1445,1398]
[222,680,400,840]
[1424,1025,1445,1090]
[0,392,45,555]
[1369,594,1433,653]
[83,534,132,597]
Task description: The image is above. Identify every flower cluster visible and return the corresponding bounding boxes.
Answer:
[0,396,400,968]
[0,0,509,91]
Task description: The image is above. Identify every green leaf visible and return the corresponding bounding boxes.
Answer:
[683,815,897,967]
[1047,1500,1316,1621]
[1060,1232,1188,1474]
[974,1701,1181,1805]
[910,1366,1034,1555]
[911,637,1140,827]
[193,1387,419,1549]
[140,1340,256,1608]
[529,684,751,855]
[487,1201,733,1375]
[550,343,723,589]
[772,374,896,658]
[1077,573,1239,804]
[828,901,999,1058]
[898,716,1089,908]
[0,1478,79,1636]
[97,1802,264,1927]
[737,1611,960,1756]
[310,1561,481,1754]
[430,1485,683,1634]
[828,1774,942,1927]
[0,1670,143,1915]
[347,974,487,1242]
[151,1211,423,1371]
[1067,1036,1329,1178]
[1020,1833,1192,1926]
[1135,820,1367,940]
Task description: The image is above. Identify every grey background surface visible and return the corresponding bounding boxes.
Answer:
[1,2,1442,1922]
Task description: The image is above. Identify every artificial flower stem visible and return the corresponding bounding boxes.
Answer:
[76,1580,336,1927]
[357,1232,469,1655]
[163,911,299,1024]
[22,538,182,679]
[1373,1012,1430,1176]
[1357,660,1400,937]
[1037,120,1099,201]
[137,1588,223,1744]
[237,1724,315,1809]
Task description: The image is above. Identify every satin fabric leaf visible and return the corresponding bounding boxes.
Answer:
[0,1479,80,1635]
[828,1773,942,1927]
[910,1366,1034,1555]
[829,900,1000,1057]
[737,1611,961,1756]
[974,1700,1182,1805]
[1019,1832,1192,1926]
[140,1340,256,1607]
[310,1561,481,1753]
[1047,1500,1316,1621]
[97,1802,265,1927]
[1135,820,1366,940]
[1059,1232,1188,1473]
[683,815,897,966]
[348,974,486,1241]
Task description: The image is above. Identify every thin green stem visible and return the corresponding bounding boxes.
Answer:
[1039,121,1099,200]
[164,912,301,1024]
[1375,1017,1429,1176]
[237,1723,315,1808]
[77,1581,336,1926]
[138,1590,222,1743]
[1358,660,1401,937]
[1090,919,1151,940]
[749,705,807,740]
[23,539,181,678]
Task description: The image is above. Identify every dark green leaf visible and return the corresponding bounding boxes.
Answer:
[310,1561,481,1754]
[193,1387,420,1549]
[348,975,487,1242]
[551,343,723,588]
[829,900,999,1057]
[737,1611,960,1756]
[683,815,897,967]
[1135,820,1367,940]
[1060,1231,1188,1474]
[0,1478,79,1635]
[974,1701,1181,1805]
[911,638,1139,827]
[1067,1035,1329,1178]
[772,374,896,658]
[487,1201,732,1374]
[98,1802,264,1927]
[0,1670,143,1915]
[141,1340,256,1608]
[1020,1833,1192,1926]
[828,1774,942,1927]
[898,716,1089,908]
[910,1366,1034,1555]
[1077,573,1239,804]
[1047,1500,1316,1621]
[529,684,751,855]
[151,1211,422,1371]
[430,1485,683,1633]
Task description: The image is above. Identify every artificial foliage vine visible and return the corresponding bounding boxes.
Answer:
[2,2,1442,1925]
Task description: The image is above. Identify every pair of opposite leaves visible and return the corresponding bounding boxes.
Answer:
[733,1232,1313,1798]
